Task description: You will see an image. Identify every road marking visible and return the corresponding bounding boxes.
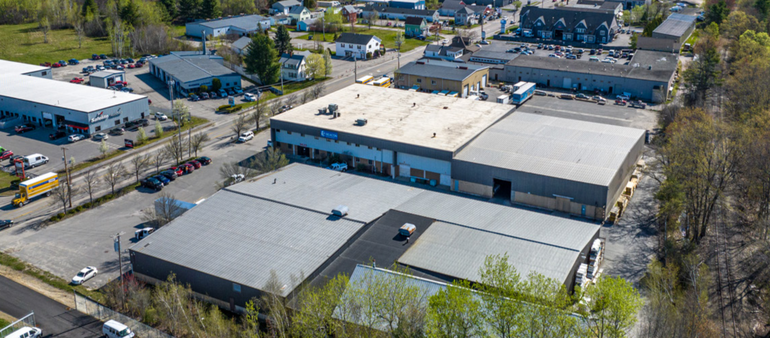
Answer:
[10,202,50,220]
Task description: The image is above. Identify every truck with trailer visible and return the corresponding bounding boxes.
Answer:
[13,172,58,207]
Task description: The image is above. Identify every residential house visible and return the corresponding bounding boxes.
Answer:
[272,0,302,14]
[297,18,319,31]
[288,6,312,24]
[389,0,426,9]
[279,51,312,81]
[424,44,464,61]
[271,14,291,25]
[231,36,252,55]
[405,17,428,37]
[341,5,361,23]
[455,7,479,25]
[361,4,440,22]
[335,33,382,59]
[438,0,466,16]
[450,35,480,54]
[518,6,619,44]
[394,59,489,96]
[185,14,271,38]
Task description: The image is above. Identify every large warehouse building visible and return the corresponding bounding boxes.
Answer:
[270,85,645,220]
[149,52,241,97]
[130,164,600,313]
[503,50,678,102]
[0,60,150,134]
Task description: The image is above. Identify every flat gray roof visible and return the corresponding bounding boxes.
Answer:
[456,112,645,187]
[0,60,146,113]
[90,70,124,78]
[271,85,514,152]
[506,50,678,82]
[198,14,269,30]
[132,164,599,294]
[396,59,487,81]
[149,54,237,84]
[653,13,696,37]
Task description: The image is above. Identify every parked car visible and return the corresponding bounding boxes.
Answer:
[135,227,154,240]
[209,91,218,99]
[92,54,100,60]
[127,64,135,69]
[200,92,210,100]
[616,94,630,100]
[187,160,202,169]
[134,62,143,68]
[566,54,577,59]
[190,94,200,101]
[141,177,163,191]
[234,87,243,94]
[92,133,108,141]
[153,174,170,185]
[0,219,13,231]
[238,131,254,142]
[244,93,256,102]
[169,166,184,176]
[537,43,543,49]
[71,266,97,285]
[49,131,67,140]
[327,162,348,172]
[0,150,13,160]
[68,59,80,65]
[155,112,168,121]
[219,89,227,97]
[109,128,125,135]
[182,163,195,173]
[57,60,67,67]
[160,170,177,181]
[576,93,588,99]
[96,65,105,71]
[51,62,61,68]
[68,134,86,142]
[534,90,547,96]
[70,77,85,84]
[15,125,35,133]
[99,54,108,59]
[126,58,134,63]
[116,65,124,70]
[226,88,235,96]
[196,156,212,165]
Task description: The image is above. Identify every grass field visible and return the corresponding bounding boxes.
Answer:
[0,171,19,197]
[0,23,113,66]
[343,28,431,52]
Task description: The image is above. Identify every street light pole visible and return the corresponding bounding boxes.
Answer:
[168,79,182,163]
[61,147,71,208]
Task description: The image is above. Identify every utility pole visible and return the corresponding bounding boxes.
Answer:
[113,231,125,307]
[168,80,182,163]
[61,147,72,208]
[354,56,357,80]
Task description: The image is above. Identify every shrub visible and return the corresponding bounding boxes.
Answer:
[366,52,372,59]
[83,202,92,208]
[49,215,59,222]
[75,205,84,212]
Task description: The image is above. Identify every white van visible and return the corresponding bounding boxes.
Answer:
[103,320,135,338]
[6,327,42,338]
[21,154,49,168]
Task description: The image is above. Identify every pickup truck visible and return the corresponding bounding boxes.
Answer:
[327,163,348,172]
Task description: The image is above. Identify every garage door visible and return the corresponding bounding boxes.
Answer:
[482,75,487,88]
[563,78,572,89]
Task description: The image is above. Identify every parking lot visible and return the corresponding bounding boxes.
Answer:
[484,39,637,64]
[0,131,269,289]
[515,94,657,130]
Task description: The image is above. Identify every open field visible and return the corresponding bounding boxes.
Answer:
[342,27,431,52]
[0,23,113,65]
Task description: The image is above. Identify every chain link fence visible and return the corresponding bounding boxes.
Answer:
[0,312,36,338]
[74,292,174,338]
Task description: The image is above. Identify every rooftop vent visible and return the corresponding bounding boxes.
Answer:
[355,118,368,126]
[319,107,328,114]
[416,61,425,64]
[458,66,468,69]
[332,205,349,217]
[399,223,416,236]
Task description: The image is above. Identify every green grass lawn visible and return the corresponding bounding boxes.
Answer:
[171,25,186,37]
[682,29,699,53]
[342,28,431,52]
[0,318,10,329]
[0,23,113,65]
[0,171,20,197]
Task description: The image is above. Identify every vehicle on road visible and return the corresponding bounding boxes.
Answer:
[14,125,35,133]
[92,133,108,141]
[238,131,254,142]
[0,150,13,160]
[68,134,86,142]
[103,320,135,338]
[140,177,163,191]
[13,172,57,207]
[0,220,13,231]
[155,112,168,121]
[328,162,348,172]
[7,327,42,338]
[196,156,212,165]
[71,266,97,285]
[135,227,154,240]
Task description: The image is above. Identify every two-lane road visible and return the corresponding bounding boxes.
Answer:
[0,276,102,338]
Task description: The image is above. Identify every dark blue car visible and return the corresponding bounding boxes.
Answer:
[153,175,170,185]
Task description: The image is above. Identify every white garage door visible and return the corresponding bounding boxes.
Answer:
[482,75,487,88]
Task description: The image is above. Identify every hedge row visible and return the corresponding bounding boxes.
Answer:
[49,182,140,222]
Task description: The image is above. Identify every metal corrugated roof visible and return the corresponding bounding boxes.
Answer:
[149,54,237,83]
[396,59,487,81]
[456,113,645,186]
[653,13,696,38]
[198,14,269,30]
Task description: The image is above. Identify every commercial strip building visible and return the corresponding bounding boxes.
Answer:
[148,52,241,97]
[503,50,679,102]
[130,164,601,312]
[185,14,271,38]
[0,60,149,134]
[393,59,489,96]
[270,85,645,220]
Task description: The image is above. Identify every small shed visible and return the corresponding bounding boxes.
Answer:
[89,70,125,88]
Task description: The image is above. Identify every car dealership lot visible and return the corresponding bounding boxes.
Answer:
[0,132,266,289]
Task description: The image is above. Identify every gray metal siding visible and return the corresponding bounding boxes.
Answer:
[452,159,609,207]
[604,130,645,211]
[563,228,600,292]
[131,251,264,308]
[270,120,455,161]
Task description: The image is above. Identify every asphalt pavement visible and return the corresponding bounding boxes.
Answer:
[0,276,102,338]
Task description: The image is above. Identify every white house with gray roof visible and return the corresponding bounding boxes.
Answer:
[272,0,302,14]
[185,14,271,38]
[148,52,241,96]
[279,51,312,81]
[335,33,381,59]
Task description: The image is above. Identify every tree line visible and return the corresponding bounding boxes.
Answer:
[243,25,333,85]
[102,253,642,338]
[644,0,770,335]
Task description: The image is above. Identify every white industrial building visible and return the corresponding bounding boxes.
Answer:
[0,60,150,134]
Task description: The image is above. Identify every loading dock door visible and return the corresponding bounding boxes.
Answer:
[555,196,571,212]
[563,78,572,89]
[482,75,487,88]
[493,178,512,201]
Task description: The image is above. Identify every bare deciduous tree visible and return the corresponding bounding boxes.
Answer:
[164,135,186,165]
[231,114,249,140]
[140,193,185,228]
[104,162,126,195]
[50,181,74,214]
[311,81,327,99]
[130,154,152,183]
[82,169,100,205]
[189,133,210,157]
[153,150,167,173]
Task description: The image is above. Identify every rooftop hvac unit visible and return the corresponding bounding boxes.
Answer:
[355,118,368,126]
[319,107,328,115]
[328,103,339,114]
[332,205,349,217]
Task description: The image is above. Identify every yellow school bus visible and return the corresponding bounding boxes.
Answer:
[356,76,374,85]
[372,77,391,88]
